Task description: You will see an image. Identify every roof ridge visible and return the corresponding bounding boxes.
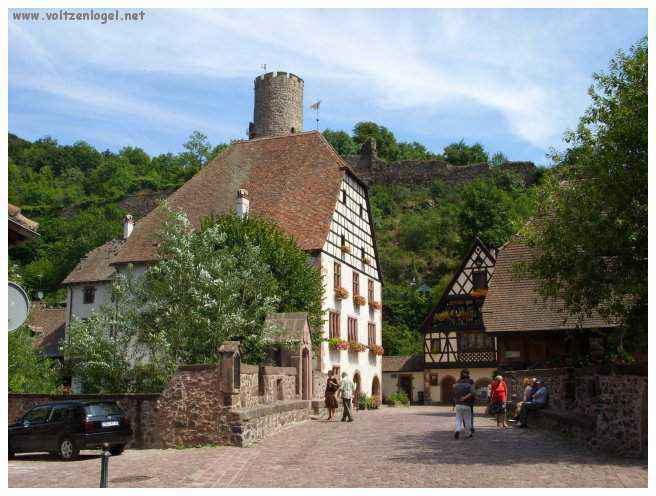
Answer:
[233,130,320,145]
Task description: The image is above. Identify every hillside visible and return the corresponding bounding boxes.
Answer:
[8,128,541,354]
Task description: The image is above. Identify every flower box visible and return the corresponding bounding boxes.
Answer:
[327,338,349,351]
[470,288,488,299]
[353,295,366,306]
[370,301,382,310]
[368,343,385,356]
[348,341,367,352]
[341,244,351,254]
[363,256,371,266]
[334,287,349,300]
[435,311,450,322]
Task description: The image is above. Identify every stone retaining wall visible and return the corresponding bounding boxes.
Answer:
[505,365,647,458]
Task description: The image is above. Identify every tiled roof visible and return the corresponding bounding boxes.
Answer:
[482,235,617,333]
[112,131,352,265]
[382,354,424,372]
[27,303,66,358]
[9,203,39,232]
[264,312,309,341]
[61,238,125,285]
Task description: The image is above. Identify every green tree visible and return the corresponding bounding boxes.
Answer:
[322,129,358,156]
[352,121,399,161]
[440,139,489,165]
[397,141,438,161]
[490,151,508,166]
[9,327,62,394]
[526,37,647,349]
[180,131,213,170]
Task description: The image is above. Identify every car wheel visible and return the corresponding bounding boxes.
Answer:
[109,445,125,456]
[59,437,79,460]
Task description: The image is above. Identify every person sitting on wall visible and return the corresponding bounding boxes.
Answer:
[517,379,548,428]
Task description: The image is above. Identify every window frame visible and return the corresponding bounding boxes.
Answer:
[353,272,360,297]
[329,311,340,339]
[83,286,96,304]
[347,316,358,342]
[334,262,341,289]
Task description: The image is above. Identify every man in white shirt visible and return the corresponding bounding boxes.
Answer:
[339,372,355,422]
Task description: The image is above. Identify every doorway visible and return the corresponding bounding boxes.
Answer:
[399,375,413,402]
[440,375,456,404]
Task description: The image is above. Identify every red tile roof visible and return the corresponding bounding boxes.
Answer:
[482,235,617,333]
[27,303,66,358]
[9,203,39,232]
[112,131,352,265]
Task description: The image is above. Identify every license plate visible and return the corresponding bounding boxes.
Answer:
[101,421,119,427]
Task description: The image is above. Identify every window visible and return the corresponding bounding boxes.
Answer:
[359,204,364,217]
[329,311,340,339]
[361,247,366,260]
[334,262,341,289]
[331,365,341,377]
[353,272,360,297]
[23,406,52,424]
[50,406,76,423]
[368,279,374,302]
[368,322,376,345]
[430,374,439,386]
[341,189,346,203]
[472,270,487,290]
[83,286,96,304]
[340,234,346,247]
[347,317,358,342]
[460,332,493,351]
[430,339,441,354]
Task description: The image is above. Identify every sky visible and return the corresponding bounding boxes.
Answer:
[8,8,647,165]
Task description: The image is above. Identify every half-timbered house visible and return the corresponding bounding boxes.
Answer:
[420,238,497,403]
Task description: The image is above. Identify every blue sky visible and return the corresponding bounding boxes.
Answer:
[9,8,646,165]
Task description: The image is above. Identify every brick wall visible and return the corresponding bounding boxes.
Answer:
[506,365,647,457]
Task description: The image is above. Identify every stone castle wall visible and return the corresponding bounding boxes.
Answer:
[251,71,304,138]
[506,365,647,458]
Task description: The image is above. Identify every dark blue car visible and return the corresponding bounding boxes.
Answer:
[9,400,132,460]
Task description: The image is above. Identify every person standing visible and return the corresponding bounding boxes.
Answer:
[461,369,476,432]
[339,372,355,422]
[490,375,508,429]
[324,370,339,421]
[453,370,476,439]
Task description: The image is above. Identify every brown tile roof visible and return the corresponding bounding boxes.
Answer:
[482,235,617,333]
[27,303,66,358]
[9,203,39,232]
[112,131,352,265]
[62,238,125,285]
[382,354,424,373]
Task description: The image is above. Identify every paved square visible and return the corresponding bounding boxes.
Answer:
[8,406,647,487]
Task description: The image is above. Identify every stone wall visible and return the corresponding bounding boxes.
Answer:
[157,364,223,448]
[239,364,260,408]
[506,365,647,458]
[8,393,160,449]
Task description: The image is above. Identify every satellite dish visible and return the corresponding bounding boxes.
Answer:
[8,282,30,332]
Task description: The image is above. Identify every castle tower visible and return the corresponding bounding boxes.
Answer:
[249,71,304,139]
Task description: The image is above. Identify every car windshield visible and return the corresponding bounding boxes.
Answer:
[84,403,123,417]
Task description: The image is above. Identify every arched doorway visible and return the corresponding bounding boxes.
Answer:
[353,372,362,407]
[440,375,455,404]
[372,376,381,403]
[301,348,310,400]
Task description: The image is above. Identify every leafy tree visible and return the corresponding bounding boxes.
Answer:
[440,139,489,165]
[9,327,62,394]
[526,37,647,349]
[352,121,400,161]
[397,141,438,161]
[180,131,213,170]
[322,129,359,156]
[490,151,508,166]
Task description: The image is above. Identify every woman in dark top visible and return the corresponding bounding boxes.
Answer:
[325,370,339,420]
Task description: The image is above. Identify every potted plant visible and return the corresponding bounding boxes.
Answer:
[334,287,349,300]
[348,341,367,352]
[368,343,385,356]
[370,301,382,310]
[353,294,366,306]
[326,338,349,351]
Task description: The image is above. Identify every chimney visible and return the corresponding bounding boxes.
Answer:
[123,214,134,239]
[236,190,250,218]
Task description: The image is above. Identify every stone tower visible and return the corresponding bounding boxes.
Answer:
[249,71,304,139]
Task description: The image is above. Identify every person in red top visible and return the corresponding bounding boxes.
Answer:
[490,375,508,429]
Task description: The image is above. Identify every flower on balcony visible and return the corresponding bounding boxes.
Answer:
[363,256,371,266]
[353,294,366,306]
[470,288,488,299]
[435,311,450,322]
[327,338,349,351]
[334,287,349,300]
[368,343,385,356]
[370,301,382,310]
[341,244,351,254]
[348,341,367,352]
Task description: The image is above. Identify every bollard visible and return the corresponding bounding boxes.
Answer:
[99,443,110,488]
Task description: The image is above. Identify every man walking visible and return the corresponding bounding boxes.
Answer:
[462,369,476,432]
[453,370,476,439]
[340,372,355,422]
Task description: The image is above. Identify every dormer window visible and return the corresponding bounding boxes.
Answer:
[472,270,487,290]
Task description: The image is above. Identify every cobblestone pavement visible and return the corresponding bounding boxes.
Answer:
[8,406,647,488]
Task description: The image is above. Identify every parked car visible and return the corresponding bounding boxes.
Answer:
[8,400,132,460]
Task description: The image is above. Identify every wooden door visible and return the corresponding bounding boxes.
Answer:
[441,376,456,404]
[399,375,413,402]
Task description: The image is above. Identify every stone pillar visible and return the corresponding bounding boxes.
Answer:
[218,341,241,408]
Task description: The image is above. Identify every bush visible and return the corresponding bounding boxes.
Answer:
[388,391,410,407]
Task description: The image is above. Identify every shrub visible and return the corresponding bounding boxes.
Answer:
[388,391,410,407]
